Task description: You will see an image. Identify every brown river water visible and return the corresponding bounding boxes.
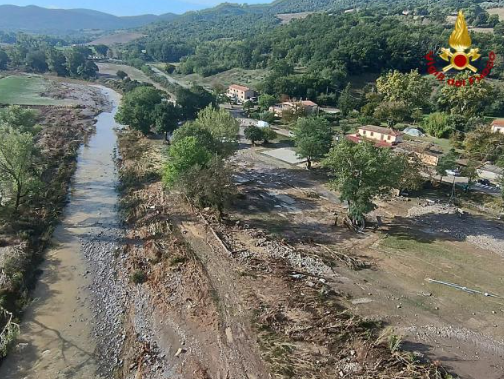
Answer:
[0,87,122,379]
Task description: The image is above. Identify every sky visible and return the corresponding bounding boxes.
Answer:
[0,0,274,16]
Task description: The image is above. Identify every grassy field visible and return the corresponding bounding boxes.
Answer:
[0,75,68,106]
[169,67,269,90]
[88,32,145,46]
[487,8,504,20]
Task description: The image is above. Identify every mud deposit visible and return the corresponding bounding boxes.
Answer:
[0,86,124,379]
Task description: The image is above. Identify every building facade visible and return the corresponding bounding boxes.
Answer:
[491,120,504,134]
[357,125,404,145]
[227,84,255,102]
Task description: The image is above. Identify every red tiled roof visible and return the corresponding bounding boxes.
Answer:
[229,84,251,92]
[346,134,392,148]
[346,135,361,143]
[359,125,403,137]
[301,100,318,107]
[492,119,504,127]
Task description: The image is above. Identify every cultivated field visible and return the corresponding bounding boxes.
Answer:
[0,75,72,106]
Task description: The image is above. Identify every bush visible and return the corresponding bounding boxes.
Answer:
[131,269,147,284]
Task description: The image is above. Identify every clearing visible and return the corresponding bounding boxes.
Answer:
[97,62,167,93]
[276,12,314,24]
[487,8,504,20]
[168,67,268,91]
[87,32,145,46]
[0,75,74,106]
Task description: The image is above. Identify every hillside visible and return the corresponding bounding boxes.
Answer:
[0,5,178,33]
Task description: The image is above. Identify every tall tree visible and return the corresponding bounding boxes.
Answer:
[163,136,212,188]
[0,130,40,210]
[0,48,10,70]
[436,151,458,185]
[376,70,430,109]
[422,112,453,138]
[115,86,164,134]
[338,83,355,117]
[437,73,494,117]
[192,106,239,157]
[46,48,68,76]
[155,102,180,141]
[323,140,405,227]
[0,106,40,135]
[244,126,264,146]
[293,117,334,169]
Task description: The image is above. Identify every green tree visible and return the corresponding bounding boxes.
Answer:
[373,101,410,127]
[422,112,453,138]
[461,159,479,185]
[172,123,217,154]
[0,106,40,135]
[116,70,128,80]
[323,140,405,226]
[94,44,109,57]
[25,50,48,73]
[464,126,504,162]
[437,73,494,117]
[177,157,236,218]
[376,70,430,109]
[0,130,41,210]
[258,94,277,111]
[176,85,216,120]
[192,106,239,157]
[464,126,504,163]
[244,126,264,146]
[0,48,10,70]
[46,48,68,76]
[293,117,334,169]
[338,83,355,117]
[115,86,164,134]
[262,127,277,144]
[436,151,458,184]
[163,136,213,188]
[155,102,180,141]
[398,155,424,192]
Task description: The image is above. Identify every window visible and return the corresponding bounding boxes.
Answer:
[370,132,374,136]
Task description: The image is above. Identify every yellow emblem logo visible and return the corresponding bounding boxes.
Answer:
[440,10,481,72]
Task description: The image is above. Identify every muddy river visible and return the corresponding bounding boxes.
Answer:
[0,87,122,379]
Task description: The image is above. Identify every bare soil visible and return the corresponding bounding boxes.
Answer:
[114,132,456,379]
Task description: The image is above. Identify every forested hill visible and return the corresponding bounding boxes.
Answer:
[0,5,178,33]
[124,0,503,73]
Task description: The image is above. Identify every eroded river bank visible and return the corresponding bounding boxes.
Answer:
[0,86,125,379]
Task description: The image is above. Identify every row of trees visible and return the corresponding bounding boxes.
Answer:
[0,37,99,79]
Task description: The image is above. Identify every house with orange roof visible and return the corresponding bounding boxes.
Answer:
[227,84,256,103]
[491,119,504,134]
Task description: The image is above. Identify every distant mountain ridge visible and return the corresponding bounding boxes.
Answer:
[0,5,178,33]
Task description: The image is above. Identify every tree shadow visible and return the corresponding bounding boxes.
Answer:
[384,211,504,245]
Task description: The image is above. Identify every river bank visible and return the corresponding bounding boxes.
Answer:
[0,85,127,378]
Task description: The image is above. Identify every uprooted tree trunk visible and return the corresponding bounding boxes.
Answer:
[343,215,365,233]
